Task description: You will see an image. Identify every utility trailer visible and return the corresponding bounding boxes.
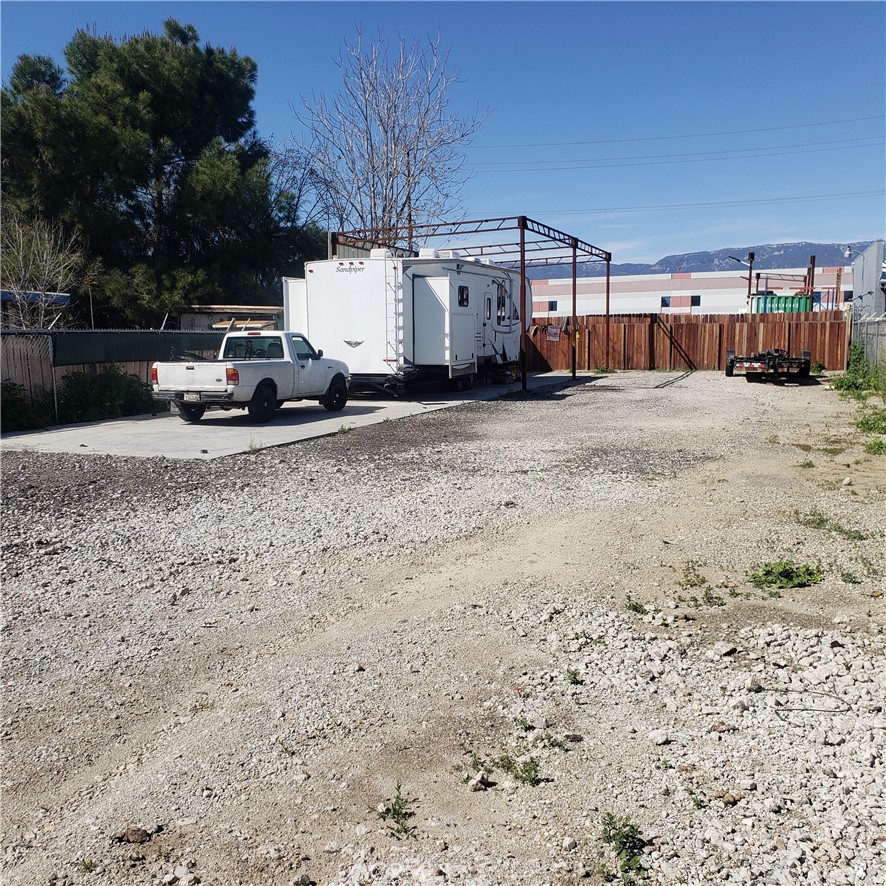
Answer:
[283,249,531,394]
[725,348,811,381]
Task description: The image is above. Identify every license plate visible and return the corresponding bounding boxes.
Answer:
[184,393,200,402]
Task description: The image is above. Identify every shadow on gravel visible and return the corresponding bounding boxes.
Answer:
[654,370,695,389]
[744,376,822,388]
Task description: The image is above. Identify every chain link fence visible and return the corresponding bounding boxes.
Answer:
[851,314,886,370]
[848,240,886,374]
[1,330,223,431]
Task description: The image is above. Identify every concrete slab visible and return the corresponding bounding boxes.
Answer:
[0,372,593,461]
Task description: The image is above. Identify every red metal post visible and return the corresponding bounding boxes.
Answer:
[520,216,528,392]
[605,257,611,370]
[807,255,816,303]
[572,238,577,378]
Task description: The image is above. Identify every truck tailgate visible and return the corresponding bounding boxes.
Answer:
[155,361,230,391]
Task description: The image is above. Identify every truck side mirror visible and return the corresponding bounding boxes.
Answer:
[317,349,324,358]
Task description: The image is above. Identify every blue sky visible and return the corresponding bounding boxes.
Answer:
[3,1,884,263]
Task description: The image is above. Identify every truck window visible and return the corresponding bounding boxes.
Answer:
[223,336,283,359]
[290,335,318,360]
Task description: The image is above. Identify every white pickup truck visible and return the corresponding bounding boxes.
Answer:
[151,331,351,423]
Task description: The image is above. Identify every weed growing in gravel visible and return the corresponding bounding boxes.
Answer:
[595,365,617,374]
[702,588,725,607]
[797,460,815,468]
[677,560,708,590]
[748,560,823,590]
[514,716,533,732]
[811,360,825,375]
[190,695,215,714]
[275,737,297,757]
[832,342,876,400]
[840,570,862,584]
[247,436,262,453]
[686,787,708,809]
[864,438,886,455]
[337,425,352,435]
[77,859,98,873]
[540,731,568,750]
[856,406,886,435]
[566,667,584,685]
[600,813,646,883]
[624,593,648,615]
[372,781,417,839]
[793,508,868,540]
[457,742,497,782]
[496,753,541,785]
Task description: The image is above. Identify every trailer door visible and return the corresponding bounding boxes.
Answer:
[412,276,448,366]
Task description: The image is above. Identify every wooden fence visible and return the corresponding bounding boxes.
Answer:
[526,311,850,372]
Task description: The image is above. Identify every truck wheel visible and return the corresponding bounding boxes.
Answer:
[175,402,206,423]
[322,376,348,412]
[248,384,277,423]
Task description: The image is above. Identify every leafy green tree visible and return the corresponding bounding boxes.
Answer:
[2,19,321,327]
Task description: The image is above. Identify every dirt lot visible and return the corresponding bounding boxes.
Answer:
[1,370,884,886]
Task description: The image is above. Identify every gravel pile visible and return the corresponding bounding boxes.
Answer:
[1,371,883,886]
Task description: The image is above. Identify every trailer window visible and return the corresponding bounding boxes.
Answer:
[496,283,507,324]
[457,285,469,307]
[485,297,492,321]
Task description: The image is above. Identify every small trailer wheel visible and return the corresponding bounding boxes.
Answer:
[725,350,735,378]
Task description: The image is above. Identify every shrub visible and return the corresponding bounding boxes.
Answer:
[832,343,875,398]
[856,407,886,435]
[748,560,823,589]
[0,380,52,432]
[57,365,158,424]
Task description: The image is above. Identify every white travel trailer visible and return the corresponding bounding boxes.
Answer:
[283,248,531,393]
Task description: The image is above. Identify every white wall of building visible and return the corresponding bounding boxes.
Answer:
[532,267,853,317]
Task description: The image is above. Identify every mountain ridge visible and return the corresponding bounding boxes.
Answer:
[528,241,872,279]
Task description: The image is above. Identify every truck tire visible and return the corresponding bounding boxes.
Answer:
[175,401,206,423]
[247,383,277,423]
[322,376,348,412]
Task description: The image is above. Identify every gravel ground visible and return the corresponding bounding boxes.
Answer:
[1,370,884,886]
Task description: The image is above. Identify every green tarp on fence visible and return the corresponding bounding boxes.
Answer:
[49,331,225,366]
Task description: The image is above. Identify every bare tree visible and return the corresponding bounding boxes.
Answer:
[295,31,488,237]
[1,209,84,328]
[267,137,329,230]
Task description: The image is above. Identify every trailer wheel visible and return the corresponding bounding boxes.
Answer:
[248,383,277,423]
[175,401,206,423]
[725,350,735,378]
[322,376,348,412]
[798,350,811,379]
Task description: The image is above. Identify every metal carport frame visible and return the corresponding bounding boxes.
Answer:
[330,216,612,391]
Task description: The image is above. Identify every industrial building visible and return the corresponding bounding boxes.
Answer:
[532,266,853,317]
